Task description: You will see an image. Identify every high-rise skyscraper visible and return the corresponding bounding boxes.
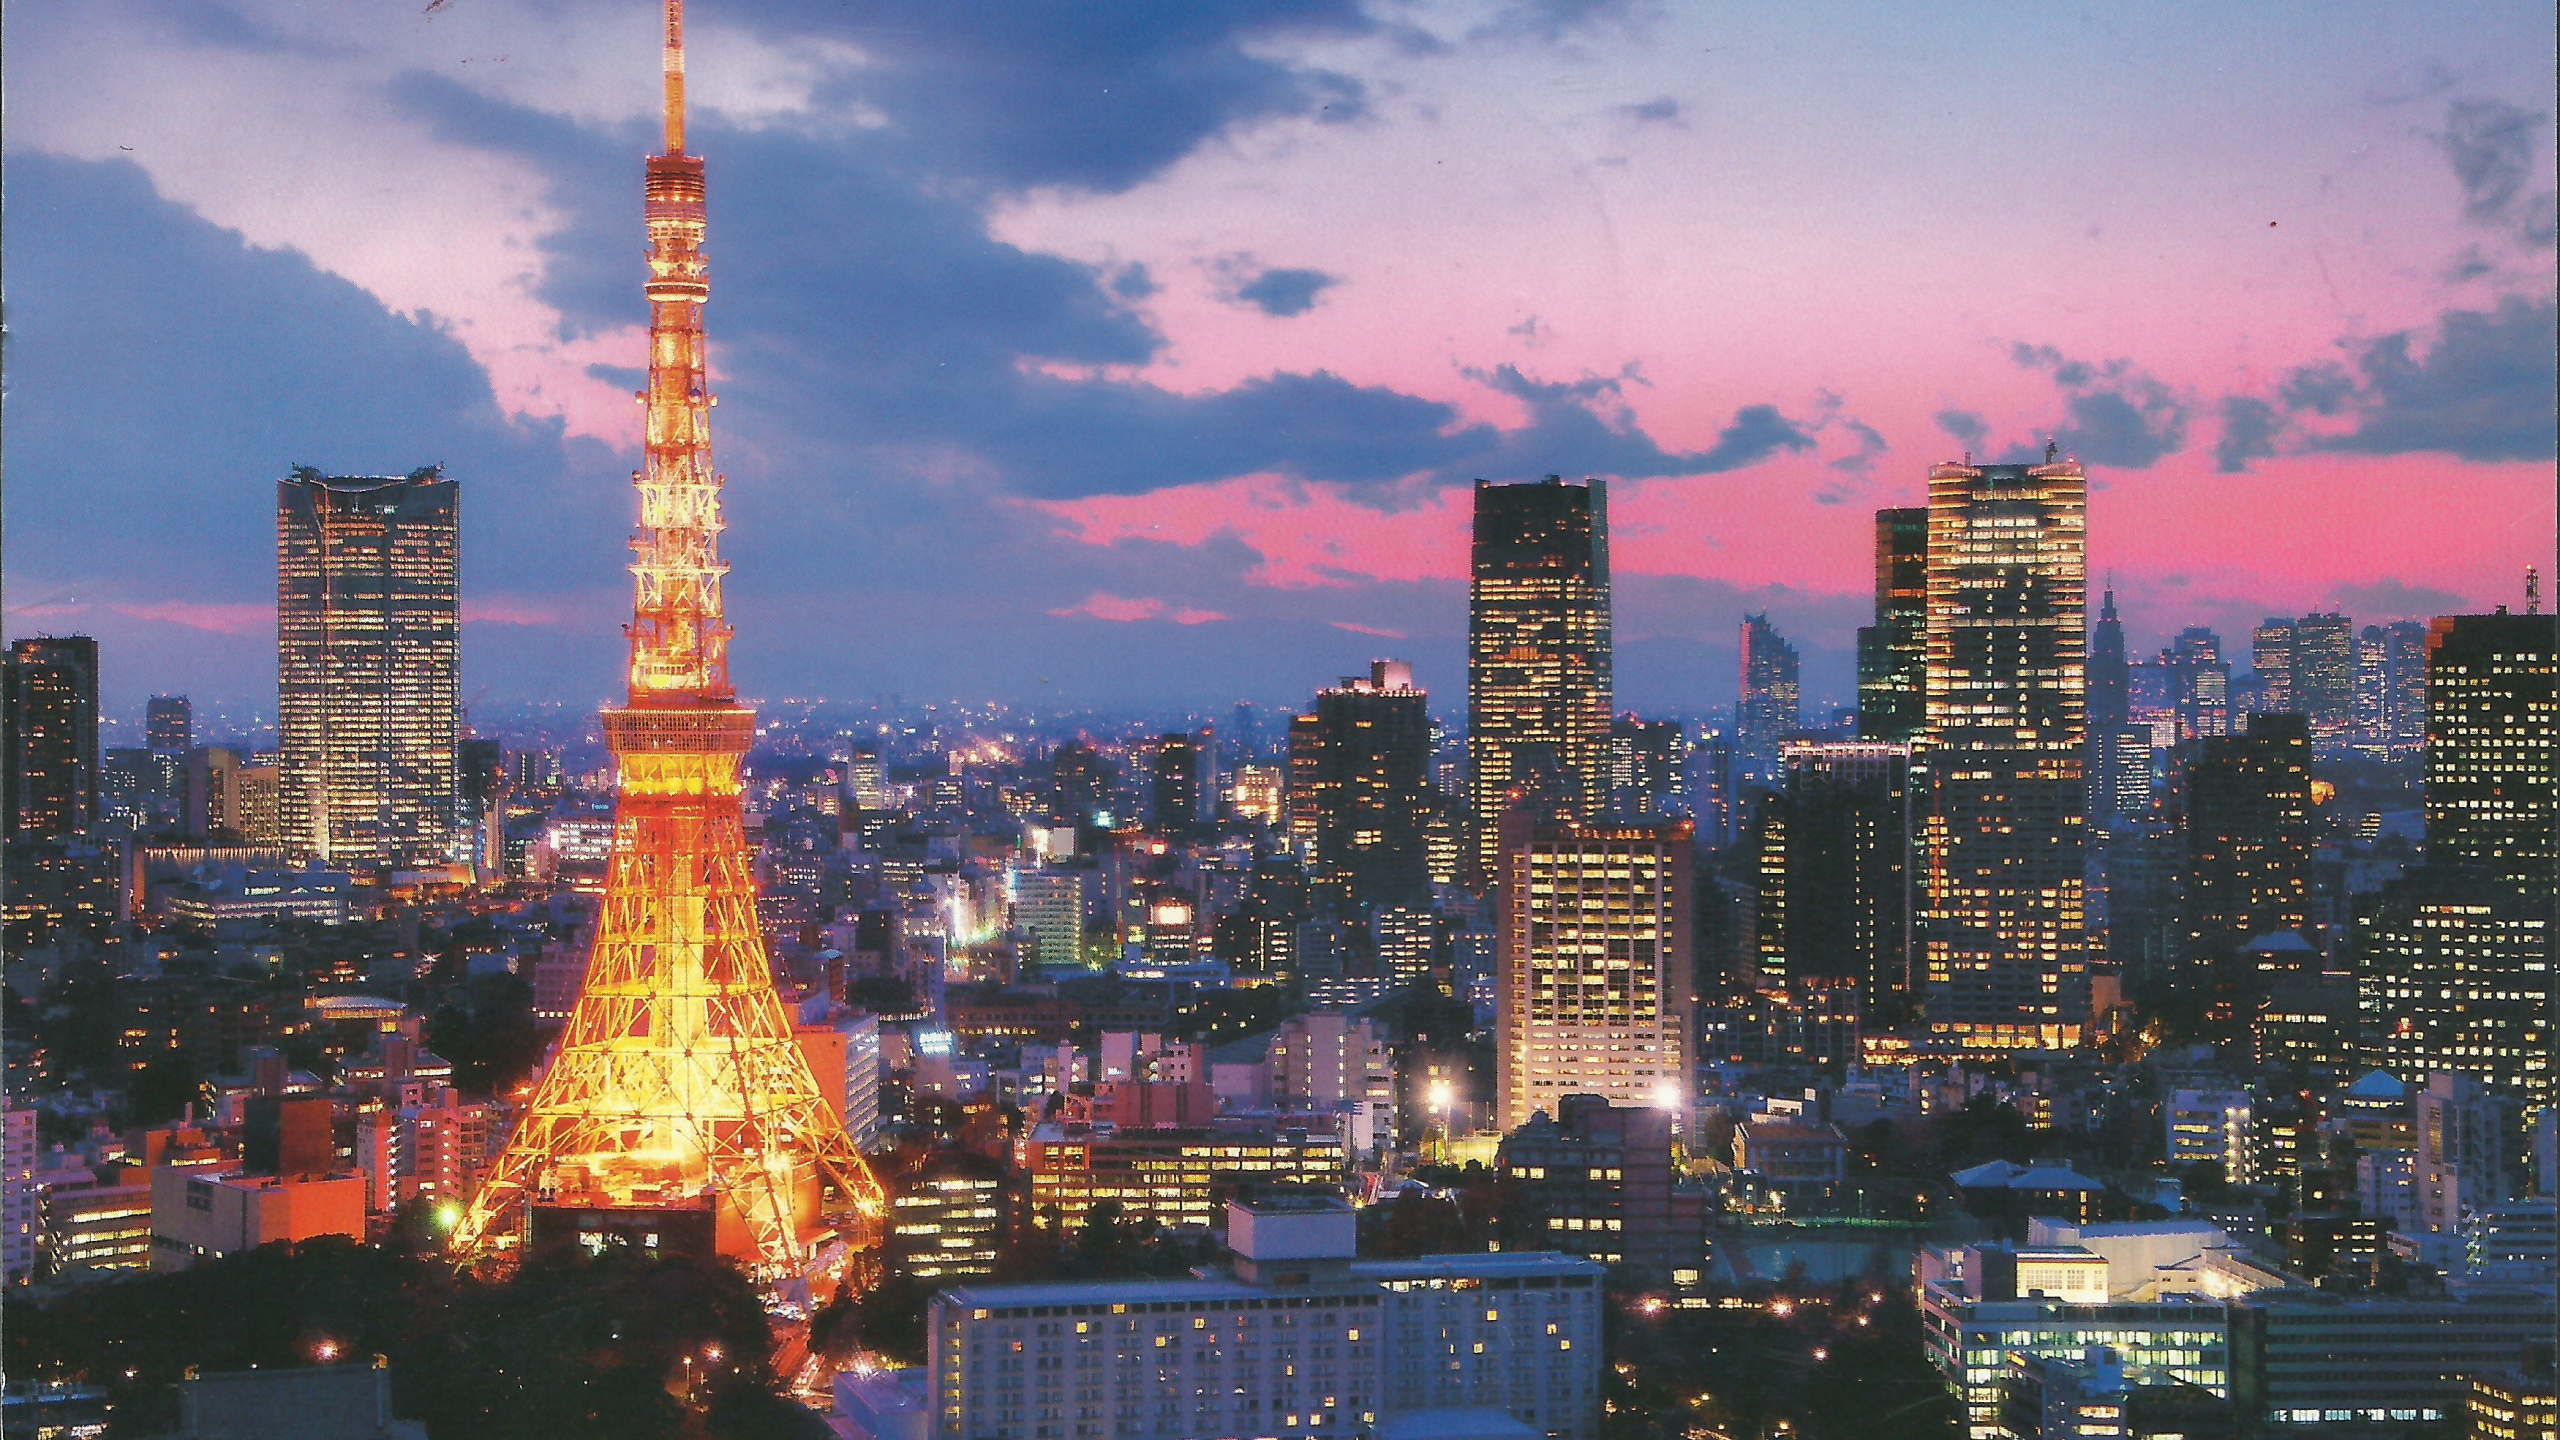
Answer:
[1919,456,2090,1050]
[2424,611,2558,888]
[1735,613,1802,794]
[2,637,100,840]
[1607,716,1689,819]
[1296,661,1432,916]
[1150,733,1202,838]
[2352,621,2428,760]
[2355,609,2558,1111]
[1856,506,1928,741]
[1753,741,1915,1029]
[2251,620,2296,714]
[1495,814,1692,1128]
[2088,590,2150,821]
[145,695,192,756]
[452,0,882,1274]
[2178,712,2314,967]
[277,466,459,869]
[1467,476,1611,883]
[2290,611,2356,752]
[2166,627,2230,741]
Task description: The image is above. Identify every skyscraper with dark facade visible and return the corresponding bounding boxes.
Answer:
[2179,712,2314,967]
[1150,733,1202,838]
[277,467,459,869]
[1608,717,1688,820]
[1468,476,1611,882]
[2290,611,2356,753]
[2166,626,2231,741]
[1920,458,2090,1049]
[2089,590,2150,820]
[1856,506,1928,741]
[1753,740,1915,1028]
[145,696,192,756]
[3,637,101,840]
[2424,611,2558,888]
[2353,620,2427,760]
[1736,613,1802,795]
[1296,661,1433,916]
[2356,610,2558,1110]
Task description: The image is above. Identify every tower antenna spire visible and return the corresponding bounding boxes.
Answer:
[662,0,685,156]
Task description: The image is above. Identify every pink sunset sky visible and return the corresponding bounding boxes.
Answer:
[4,0,2553,719]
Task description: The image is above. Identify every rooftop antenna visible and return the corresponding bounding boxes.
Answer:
[661,0,685,156]
[2529,566,2543,615]
[2044,439,2059,464]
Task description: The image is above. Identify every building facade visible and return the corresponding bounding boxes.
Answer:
[1736,613,1802,794]
[1468,477,1612,883]
[1857,506,1930,742]
[1753,740,1915,1028]
[3,636,100,838]
[276,467,460,869]
[1494,816,1693,1130]
[929,1198,1605,1440]
[2178,713,2314,965]
[1920,459,2091,1049]
[1297,662,1433,916]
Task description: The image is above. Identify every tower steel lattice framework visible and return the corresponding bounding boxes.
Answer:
[450,0,883,1275]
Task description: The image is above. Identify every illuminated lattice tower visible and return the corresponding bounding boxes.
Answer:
[451,0,883,1275]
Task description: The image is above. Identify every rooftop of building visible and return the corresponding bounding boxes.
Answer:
[935,1249,1604,1312]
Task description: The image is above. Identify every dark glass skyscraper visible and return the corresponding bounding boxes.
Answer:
[3,636,100,839]
[1920,458,2089,1050]
[2424,611,2558,888]
[1298,661,1433,915]
[2290,611,2356,753]
[1467,476,1611,883]
[1736,612,1801,794]
[2088,591,2149,820]
[1855,506,1927,741]
[1753,741,1915,1029]
[145,695,192,756]
[2179,712,2314,966]
[1150,733,1202,838]
[277,467,459,869]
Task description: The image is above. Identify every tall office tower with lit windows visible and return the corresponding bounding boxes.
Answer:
[1919,457,2090,1050]
[1856,506,1928,741]
[1467,476,1611,883]
[2357,609,2557,1110]
[1494,813,1692,1129]
[2353,620,2428,760]
[1735,613,1802,795]
[2424,611,2558,889]
[1607,716,1688,819]
[276,467,459,869]
[1296,662,1433,916]
[2,637,100,839]
[2290,611,2357,753]
[2167,627,2231,741]
[2251,620,2296,713]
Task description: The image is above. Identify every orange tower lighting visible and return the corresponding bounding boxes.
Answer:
[450,0,884,1276]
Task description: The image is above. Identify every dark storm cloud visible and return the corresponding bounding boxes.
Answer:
[1230,266,1340,317]
[2299,295,2558,463]
[2213,396,2283,473]
[2010,345,2189,468]
[1466,367,1816,482]
[0,152,627,698]
[2438,98,2557,247]
[1934,409,1989,448]
[741,0,1371,193]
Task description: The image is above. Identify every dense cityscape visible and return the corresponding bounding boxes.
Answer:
[3,3,2557,1440]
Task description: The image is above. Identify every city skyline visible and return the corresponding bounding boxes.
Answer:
[5,1,2554,716]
